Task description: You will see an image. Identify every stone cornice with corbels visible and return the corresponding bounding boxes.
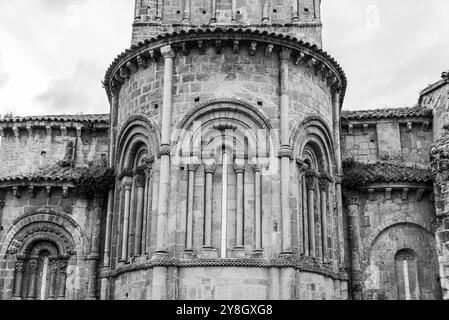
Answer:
[0,182,74,199]
[0,121,108,139]
[103,28,346,105]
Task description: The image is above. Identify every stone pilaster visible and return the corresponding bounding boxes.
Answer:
[233,159,245,251]
[203,159,217,253]
[154,45,176,257]
[279,47,293,257]
[121,177,133,261]
[346,191,363,300]
[185,160,200,254]
[12,255,26,300]
[252,163,263,254]
[305,170,318,258]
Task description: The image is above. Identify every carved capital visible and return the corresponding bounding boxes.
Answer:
[28,259,39,274]
[305,170,318,190]
[205,163,217,174]
[161,45,176,60]
[279,47,292,62]
[134,166,147,187]
[15,260,25,272]
[345,191,360,205]
[187,164,200,172]
[251,164,262,173]
[159,144,171,157]
[233,164,246,174]
[278,145,293,159]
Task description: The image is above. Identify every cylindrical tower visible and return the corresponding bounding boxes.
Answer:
[101,0,348,300]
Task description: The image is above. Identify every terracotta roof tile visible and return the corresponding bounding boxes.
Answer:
[341,106,432,121]
[0,114,109,124]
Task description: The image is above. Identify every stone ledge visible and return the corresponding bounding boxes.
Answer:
[101,257,348,281]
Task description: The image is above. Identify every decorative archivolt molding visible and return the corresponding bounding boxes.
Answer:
[101,258,349,281]
[116,114,161,166]
[0,209,85,258]
[172,97,280,156]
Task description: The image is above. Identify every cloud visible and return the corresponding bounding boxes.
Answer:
[34,59,108,114]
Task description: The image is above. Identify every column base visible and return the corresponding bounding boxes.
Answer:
[11,296,22,301]
[200,247,218,259]
[182,250,197,260]
[151,251,169,260]
[279,251,294,259]
[232,247,245,258]
[252,249,264,259]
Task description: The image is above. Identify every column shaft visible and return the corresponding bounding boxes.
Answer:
[307,188,316,257]
[279,48,293,255]
[332,90,345,268]
[155,46,175,254]
[134,185,145,255]
[231,0,237,22]
[47,260,58,300]
[204,170,214,247]
[156,0,163,22]
[321,189,328,262]
[121,180,132,261]
[235,170,245,248]
[254,168,262,251]
[292,0,299,22]
[12,259,25,300]
[57,261,68,300]
[186,169,195,250]
[182,0,191,23]
[262,0,270,23]
[210,0,217,23]
[26,259,38,300]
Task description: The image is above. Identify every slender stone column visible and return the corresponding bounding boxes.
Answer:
[186,163,199,251]
[203,160,217,249]
[47,258,58,300]
[142,159,154,252]
[233,160,245,249]
[103,86,119,268]
[86,253,100,300]
[262,0,270,24]
[134,170,146,256]
[332,88,345,268]
[346,191,363,300]
[26,258,38,300]
[292,0,299,23]
[182,0,191,23]
[12,255,26,300]
[231,0,238,22]
[154,45,176,256]
[121,177,133,261]
[279,48,293,256]
[253,164,263,252]
[319,174,329,262]
[302,177,309,256]
[305,170,317,258]
[57,258,69,300]
[210,0,217,24]
[156,0,163,22]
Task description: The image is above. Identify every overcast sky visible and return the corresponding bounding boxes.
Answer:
[0,0,448,116]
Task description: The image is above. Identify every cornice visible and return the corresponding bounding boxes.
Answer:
[101,257,348,281]
[103,28,346,106]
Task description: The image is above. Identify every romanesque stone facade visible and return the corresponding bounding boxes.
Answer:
[0,1,447,300]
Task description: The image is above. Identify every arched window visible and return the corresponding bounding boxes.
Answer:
[116,118,158,262]
[174,100,275,258]
[12,242,69,300]
[395,249,420,300]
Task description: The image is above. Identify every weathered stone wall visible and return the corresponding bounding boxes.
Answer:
[132,0,323,47]
[0,126,109,177]
[341,120,432,165]
[117,45,333,138]
[343,188,441,300]
[0,188,95,300]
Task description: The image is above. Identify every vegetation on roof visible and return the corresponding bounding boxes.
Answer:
[342,158,432,190]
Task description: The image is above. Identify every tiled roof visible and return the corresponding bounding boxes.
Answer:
[341,106,432,121]
[363,162,432,184]
[343,160,432,189]
[0,114,109,124]
[0,165,77,184]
